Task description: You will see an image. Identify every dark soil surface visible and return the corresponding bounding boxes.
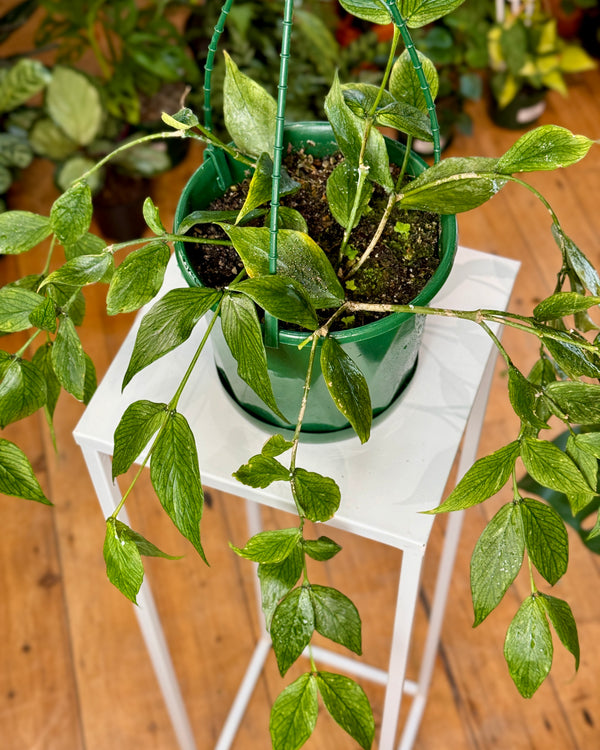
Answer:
[185,149,441,329]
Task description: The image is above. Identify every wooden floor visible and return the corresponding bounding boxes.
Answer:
[1,67,600,750]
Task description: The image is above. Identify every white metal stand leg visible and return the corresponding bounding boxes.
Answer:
[79,446,198,750]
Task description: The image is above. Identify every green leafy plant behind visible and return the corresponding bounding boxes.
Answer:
[0,1,599,747]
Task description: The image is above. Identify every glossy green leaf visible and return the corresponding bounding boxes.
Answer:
[389,49,439,113]
[519,498,568,585]
[337,0,391,24]
[401,0,468,27]
[0,438,50,504]
[31,343,60,422]
[261,434,294,458]
[315,672,375,750]
[231,528,301,563]
[150,411,206,561]
[471,502,525,626]
[0,287,44,332]
[320,337,371,443]
[231,276,318,330]
[161,108,199,131]
[41,253,113,290]
[142,197,165,234]
[52,316,86,400]
[223,225,344,309]
[50,181,92,246]
[46,66,102,146]
[123,288,221,388]
[537,327,600,379]
[292,469,341,522]
[325,73,393,190]
[0,357,46,428]
[310,585,362,655]
[534,292,600,321]
[271,587,315,676]
[538,593,580,670]
[223,51,277,158]
[221,292,285,420]
[553,225,600,295]
[433,441,520,513]
[63,231,106,262]
[342,83,432,140]
[267,206,308,233]
[237,152,300,223]
[29,296,57,333]
[258,547,304,629]
[508,365,548,431]
[520,437,594,514]
[112,400,167,479]
[399,157,506,213]
[233,454,290,488]
[107,241,170,315]
[545,381,600,424]
[572,431,600,460]
[504,595,553,698]
[176,210,243,235]
[270,673,318,750]
[326,160,373,230]
[303,536,342,561]
[104,516,144,603]
[0,211,51,254]
[0,58,50,112]
[497,126,593,175]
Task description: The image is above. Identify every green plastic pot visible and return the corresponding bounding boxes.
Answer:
[175,122,457,433]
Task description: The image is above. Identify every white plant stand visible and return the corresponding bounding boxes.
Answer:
[73,247,519,750]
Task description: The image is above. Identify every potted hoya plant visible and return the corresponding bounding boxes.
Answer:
[0,0,599,747]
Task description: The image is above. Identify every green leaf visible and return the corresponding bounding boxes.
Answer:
[497,126,593,175]
[541,329,600,379]
[315,672,375,750]
[176,210,244,235]
[271,587,315,676]
[545,381,600,424]
[519,498,568,585]
[325,72,393,190]
[337,0,391,24]
[267,206,308,233]
[402,0,468,27]
[553,225,600,296]
[161,108,199,131]
[326,160,373,230]
[520,437,594,514]
[112,400,167,479]
[0,58,50,112]
[470,502,525,626]
[538,593,580,670]
[0,358,46,428]
[63,231,106,262]
[107,241,170,315]
[31,343,60,422]
[0,438,50,504]
[261,434,294,458]
[223,225,344,309]
[433,441,520,513]
[50,182,92,246]
[303,536,342,561]
[220,292,286,421]
[46,285,85,325]
[52,316,86,400]
[399,157,506,213]
[41,253,113,290]
[113,518,181,560]
[0,287,44,332]
[270,673,318,750]
[566,434,600,507]
[223,51,277,158]
[103,516,144,604]
[507,365,549,431]
[390,49,439,113]
[573,431,600,460]
[504,595,553,698]
[83,352,96,405]
[46,66,102,146]
[29,296,57,333]
[123,288,221,388]
[292,469,341,522]
[0,211,51,254]
[310,585,362,655]
[258,547,304,629]
[142,197,165,234]
[534,292,600,321]
[237,152,300,223]
[321,337,371,443]
[29,117,77,161]
[150,411,206,561]
[233,454,290,488]
[231,276,318,330]
[231,528,302,563]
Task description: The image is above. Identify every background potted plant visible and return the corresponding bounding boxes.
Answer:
[0,0,599,748]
